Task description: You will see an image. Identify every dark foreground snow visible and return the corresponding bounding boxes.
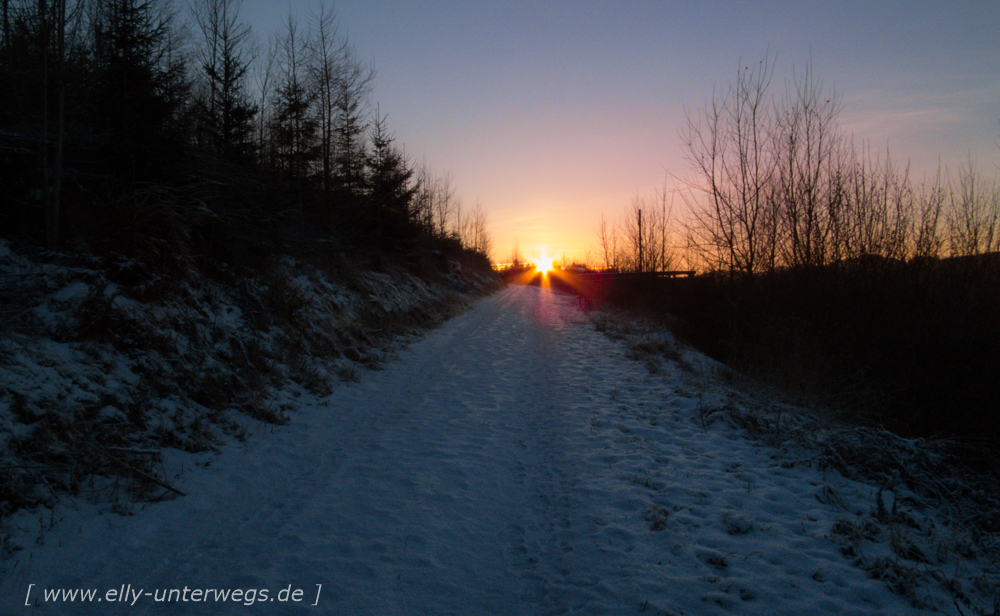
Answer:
[1,284,983,614]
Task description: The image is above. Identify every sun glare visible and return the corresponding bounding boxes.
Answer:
[536,257,554,274]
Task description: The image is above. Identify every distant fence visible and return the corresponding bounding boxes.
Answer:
[574,270,696,280]
[510,269,697,309]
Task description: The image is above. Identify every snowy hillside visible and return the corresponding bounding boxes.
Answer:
[2,283,997,614]
[0,238,497,525]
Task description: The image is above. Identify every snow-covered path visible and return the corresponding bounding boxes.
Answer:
[4,284,922,614]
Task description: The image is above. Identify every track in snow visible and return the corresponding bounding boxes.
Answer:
[3,284,919,615]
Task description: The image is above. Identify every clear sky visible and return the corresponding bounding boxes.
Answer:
[238,0,1000,263]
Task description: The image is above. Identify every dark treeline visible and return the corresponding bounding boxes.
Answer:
[0,0,490,268]
[599,54,1000,454]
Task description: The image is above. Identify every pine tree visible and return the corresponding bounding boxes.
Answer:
[90,0,177,175]
[193,0,257,163]
[332,56,371,201]
[366,107,417,245]
[268,14,317,210]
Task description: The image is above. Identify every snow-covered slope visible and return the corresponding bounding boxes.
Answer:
[0,238,495,521]
[1,284,996,614]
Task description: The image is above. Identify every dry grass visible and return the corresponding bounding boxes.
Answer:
[591,306,1000,613]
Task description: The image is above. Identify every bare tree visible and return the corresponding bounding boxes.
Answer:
[773,62,844,268]
[326,21,374,200]
[333,62,374,198]
[838,143,911,262]
[33,0,85,248]
[509,236,522,267]
[39,0,70,249]
[653,183,675,271]
[465,198,490,256]
[620,194,647,272]
[412,160,435,233]
[269,13,318,209]
[251,31,279,164]
[409,163,464,240]
[911,165,947,259]
[682,52,778,276]
[615,189,674,273]
[308,1,343,203]
[434,171,458,238]
[595,209,619,270]
[453,198,466,245]
[2,0,10,60]
[947,156,1000,256]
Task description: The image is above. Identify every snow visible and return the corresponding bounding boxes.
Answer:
[52,282,91,303]
[0,284,993,614]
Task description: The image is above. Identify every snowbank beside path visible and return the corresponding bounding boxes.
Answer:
[1,284,994,614]
[0,238,494,521]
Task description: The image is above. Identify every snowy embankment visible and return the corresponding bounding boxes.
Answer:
[0,238,494,522]
[2,282,998,614]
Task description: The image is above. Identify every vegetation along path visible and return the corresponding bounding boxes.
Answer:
[4,284,993,614]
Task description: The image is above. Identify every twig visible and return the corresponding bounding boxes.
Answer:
[100,451,186,497]
[107,447,160,455]
[953,596,967,616]
[0,465,51,470]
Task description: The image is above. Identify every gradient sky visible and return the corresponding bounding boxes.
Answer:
[239,0,1000,263]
